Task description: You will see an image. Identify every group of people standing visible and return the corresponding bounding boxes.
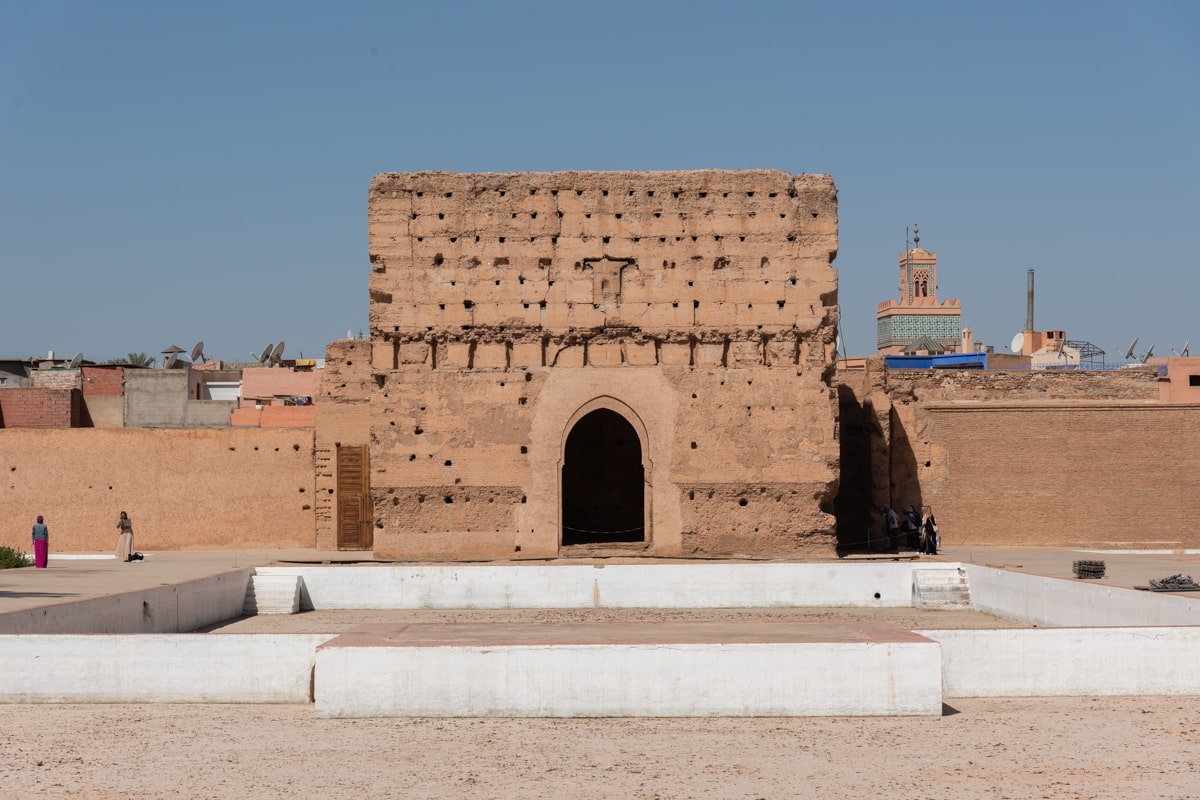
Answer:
[879,504,939,555]
[28,511,138,568]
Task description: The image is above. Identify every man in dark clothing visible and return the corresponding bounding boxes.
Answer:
[905,506,922,550]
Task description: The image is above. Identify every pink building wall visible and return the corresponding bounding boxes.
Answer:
[1148,357,1200,403]
[240,368,319,403]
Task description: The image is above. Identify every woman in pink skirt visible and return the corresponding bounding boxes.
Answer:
[32,515,49,568]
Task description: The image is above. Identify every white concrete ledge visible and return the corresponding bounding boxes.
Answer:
[0,634,335,703]
[922,627,1200,697]
[964,565,1200,627]
[0,569,254,634]
[315,639,943,718]
[259,563,919,610]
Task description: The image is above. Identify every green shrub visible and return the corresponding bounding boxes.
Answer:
[0,545,31,569]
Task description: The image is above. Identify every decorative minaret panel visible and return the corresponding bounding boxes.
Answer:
[876,226,962,354]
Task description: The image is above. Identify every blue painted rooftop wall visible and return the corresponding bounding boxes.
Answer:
[884,353,988,370]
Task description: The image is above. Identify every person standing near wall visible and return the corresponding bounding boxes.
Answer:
[880,505,901,553]
[921,506,939,555]
[116,511,134,562]
[31,515,49,568]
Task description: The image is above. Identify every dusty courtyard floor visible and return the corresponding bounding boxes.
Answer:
[2,696,1197,799]
[200,605,1025,633]
[6,582,1195,798]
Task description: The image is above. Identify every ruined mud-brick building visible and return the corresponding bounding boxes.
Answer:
[362,170,840,559]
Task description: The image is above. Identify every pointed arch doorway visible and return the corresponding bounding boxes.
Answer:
[561,405,647,546]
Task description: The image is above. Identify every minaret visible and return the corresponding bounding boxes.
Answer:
[876,225,962,354]
[899,225,939,304]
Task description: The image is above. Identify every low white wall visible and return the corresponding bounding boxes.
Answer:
[315,641,943,718]
[259,563,920,610]
[0,634,334,703]
[0,570,253,634]
[964,565,1200,627]
[923,627,1200,697]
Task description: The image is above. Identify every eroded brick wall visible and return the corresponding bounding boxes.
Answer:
[314,339,373,550]
[366,170,840,559]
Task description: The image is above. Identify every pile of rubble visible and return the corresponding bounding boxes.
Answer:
[1147,574,1200,592]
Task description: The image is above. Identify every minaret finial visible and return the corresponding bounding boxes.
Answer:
[912,224,919,247]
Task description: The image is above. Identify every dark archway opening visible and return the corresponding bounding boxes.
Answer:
[562,408,645,545]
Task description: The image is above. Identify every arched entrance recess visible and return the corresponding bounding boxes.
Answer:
[560,400,648,545]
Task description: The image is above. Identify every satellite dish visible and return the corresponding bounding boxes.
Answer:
[164,352,179,369]
[1010,332,1024,353]
[1123,337,1138,360]
[269,341,285,366]
[1177,340,1190,358]
[190,341,208,363]
[67,352,83,369]
[255,343,274,364]
[1142,344,1155,363]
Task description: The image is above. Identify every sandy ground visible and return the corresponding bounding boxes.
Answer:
[1,697,1197,799]
[8,610,1196,799]
[200,605,1027,633]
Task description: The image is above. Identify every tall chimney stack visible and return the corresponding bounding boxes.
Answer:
[1026,268,1035,332]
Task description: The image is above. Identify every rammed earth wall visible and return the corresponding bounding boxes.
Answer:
[363,170,842,559]
[836,360,1200,549]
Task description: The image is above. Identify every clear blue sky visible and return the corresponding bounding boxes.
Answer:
[2,1,1197,363]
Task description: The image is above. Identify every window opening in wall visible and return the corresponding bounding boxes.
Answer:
[1190,375,1200,387]
[561,409,645,545]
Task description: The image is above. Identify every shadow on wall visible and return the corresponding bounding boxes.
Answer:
[888,404,923,541]
[834,384,874,550]
[834,384,921,552]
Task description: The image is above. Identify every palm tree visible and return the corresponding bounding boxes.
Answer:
[106,352,152,366]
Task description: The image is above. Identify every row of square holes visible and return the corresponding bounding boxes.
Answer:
[412,189,788,199]
[416,234,802,244]
[432,300,795,310]
[415,211,804,220]
[429,255,797,275]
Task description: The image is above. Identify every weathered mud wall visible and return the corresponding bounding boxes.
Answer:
[835,362,1199,549]
[315,339,373,550]
[924,402,1200,548]
[0,429,315,552]
[366,170,841,559]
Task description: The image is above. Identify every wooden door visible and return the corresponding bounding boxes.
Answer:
[336,445,373,550]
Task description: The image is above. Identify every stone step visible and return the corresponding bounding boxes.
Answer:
[243,574,303,616]
[912,568,971,610]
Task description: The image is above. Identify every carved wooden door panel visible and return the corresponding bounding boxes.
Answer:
[336,445,373,550]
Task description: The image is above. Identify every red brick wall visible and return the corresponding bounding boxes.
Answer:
[0,388,81,428]
[81,366,124,397]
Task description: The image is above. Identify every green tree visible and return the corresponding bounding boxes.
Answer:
[106,352,152,366]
